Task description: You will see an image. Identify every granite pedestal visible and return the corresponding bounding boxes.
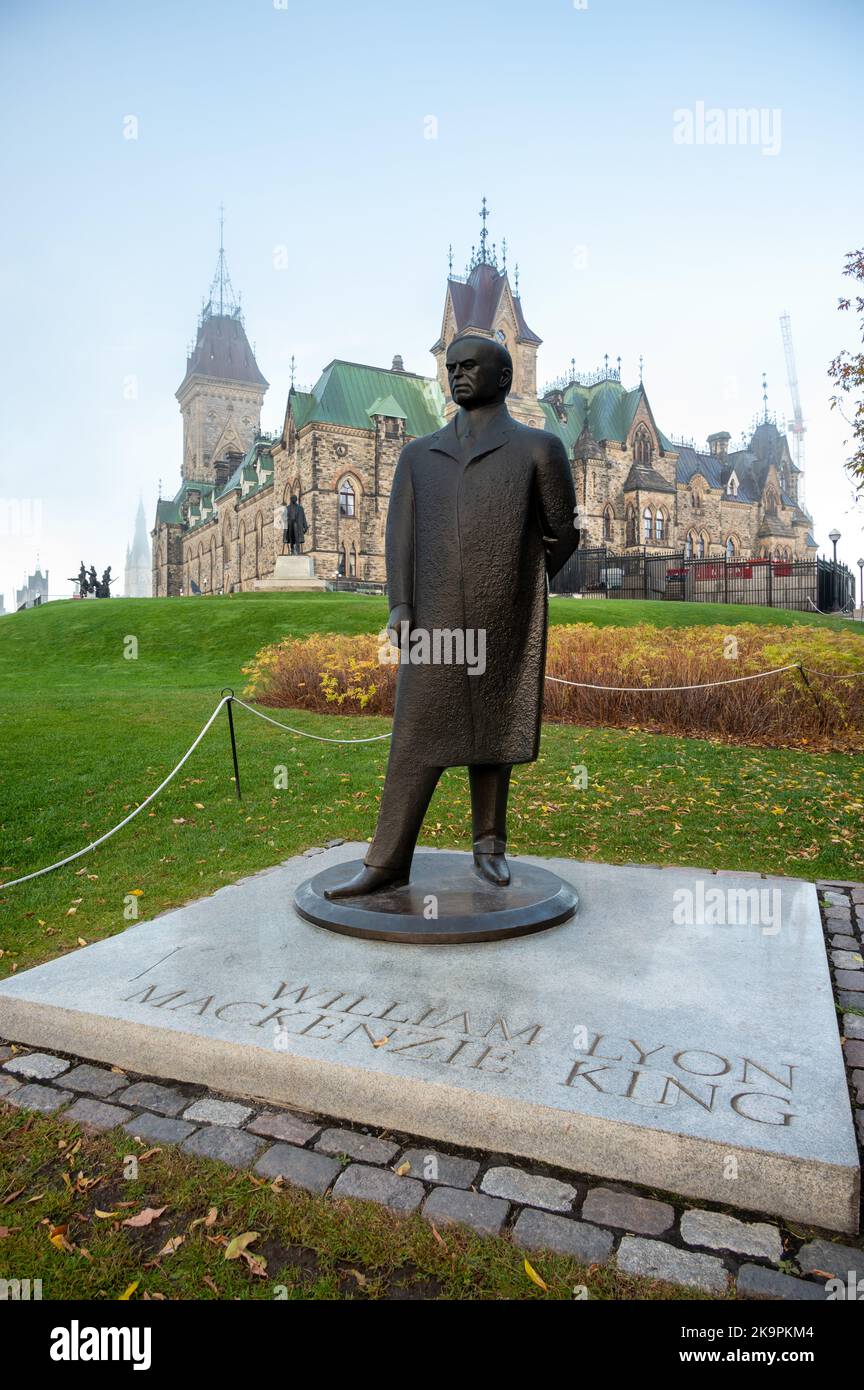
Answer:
[0,845,857,1231]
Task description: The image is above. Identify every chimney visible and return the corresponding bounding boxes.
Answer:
[707,431,731,459]
[391,354,405,372]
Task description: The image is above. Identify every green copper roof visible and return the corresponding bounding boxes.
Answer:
[155,497,182,525]
[292,360,445,438]
[539,379,672,452]
[215,441,274,502]
[366,394,407,420]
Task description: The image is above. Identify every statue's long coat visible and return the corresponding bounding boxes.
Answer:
[386,405,579,767]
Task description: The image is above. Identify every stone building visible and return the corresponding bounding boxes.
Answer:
[15,566,49,610]
[154,218,815,596]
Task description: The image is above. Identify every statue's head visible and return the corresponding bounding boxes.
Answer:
[446,334,512,409]
[290,495,298,504]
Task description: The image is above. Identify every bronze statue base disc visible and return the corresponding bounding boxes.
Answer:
[294,851,578,945]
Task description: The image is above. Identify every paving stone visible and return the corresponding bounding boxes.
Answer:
[0,1074,21,1099]
[123,1113,196,1145]
[62,1097,133,1132]
[852,888,864,905]
[512,1207,614,1264]
[835,970,864,992]
[831,950,864,970]
[115,1082,189,1116]
[60,1064,128,1098]
[737,1264,828,1301]
[843,1039,864,1068]
[831,935,860,952]
[332,1163,424,1213]
[254,1143,340,1195]
[315,1127,400,1165]
[843,1014,864,1041]
[856,1109,864,1143]
[838,992,864,1011]
[397,1147,479,1189]
[582,1186,674,1236]
[680,1209,782,1262]
[182,1098,252,1128]
[6,1082,70,1114]
[324,838,344,848]
[181,1125,263,1167]
[797,1238,864,1281]
[0,1045,14,1062]
[617,1236,728,1294]
[480,1165,576,1212]
[824,907,852,922]
[246,1110,321,1146]
[822,891,851,907]
[4,1052,70,1081]
[851,1069,864,1104]
[422,1184,509,1237]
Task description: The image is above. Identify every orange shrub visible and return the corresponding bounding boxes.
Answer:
[243,622,864,748]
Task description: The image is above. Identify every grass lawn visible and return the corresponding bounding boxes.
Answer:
[1,593,862,976]
[0,592,860,1302]
[0,1109,718,1301]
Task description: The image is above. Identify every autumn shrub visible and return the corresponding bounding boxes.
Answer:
[242,622,864,748]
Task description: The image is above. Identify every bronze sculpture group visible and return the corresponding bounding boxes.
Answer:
[70,563,115,599]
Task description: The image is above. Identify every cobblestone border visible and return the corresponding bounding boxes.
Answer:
[2,877,862,1300]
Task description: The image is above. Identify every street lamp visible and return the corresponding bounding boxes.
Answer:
[829,528,841,564]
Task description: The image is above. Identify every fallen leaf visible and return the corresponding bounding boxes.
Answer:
[224,1231,259,1261]
[122,1206,167,1229]
[524,1257,548,1292]
[157,1235,185,1257]
[394,1161,411,1177]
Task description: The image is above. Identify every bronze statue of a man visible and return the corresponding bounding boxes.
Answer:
[326,333,579,899]
[284,496,309,554]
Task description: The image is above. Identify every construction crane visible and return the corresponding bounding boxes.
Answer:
[779,311,806,506]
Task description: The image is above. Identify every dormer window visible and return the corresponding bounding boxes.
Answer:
[726,472,739,497]
[633,424,653,465]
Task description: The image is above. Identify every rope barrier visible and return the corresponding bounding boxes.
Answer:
[232,697,392,743]
[545,663,801,694]
[3,654,862,891]
[0,696,231,890]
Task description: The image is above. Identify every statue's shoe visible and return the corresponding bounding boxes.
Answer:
[323,864,410,899]
[473,852,510,886]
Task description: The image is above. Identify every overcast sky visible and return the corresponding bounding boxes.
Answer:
[1,0,863,607]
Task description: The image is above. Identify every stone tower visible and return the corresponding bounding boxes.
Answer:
[431,200,545,429]
[176,222,268,484]
[124,497,152,597]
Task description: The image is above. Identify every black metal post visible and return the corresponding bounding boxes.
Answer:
[221,688,242,800]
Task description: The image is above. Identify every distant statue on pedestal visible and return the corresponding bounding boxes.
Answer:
[284,496,309,555]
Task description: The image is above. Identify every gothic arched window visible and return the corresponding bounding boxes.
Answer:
[684,533,694,559]
[338,477,356,517]
[633,425,652,465]
[603,507,613,542]
[655,509,665,542]
[643,507,653,542]
[626,505,636,546]
[725,536,736,559]
[697,533,707,559]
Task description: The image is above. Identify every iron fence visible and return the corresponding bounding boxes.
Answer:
[550,547,856,613]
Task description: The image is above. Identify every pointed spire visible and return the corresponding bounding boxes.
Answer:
[514,263,520,296]
[501,237,507,272]
[639,354,644,384]
[478,195,489,263]
[447,243,453,275]
[762,372,769,422]
[203,203,241,324]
